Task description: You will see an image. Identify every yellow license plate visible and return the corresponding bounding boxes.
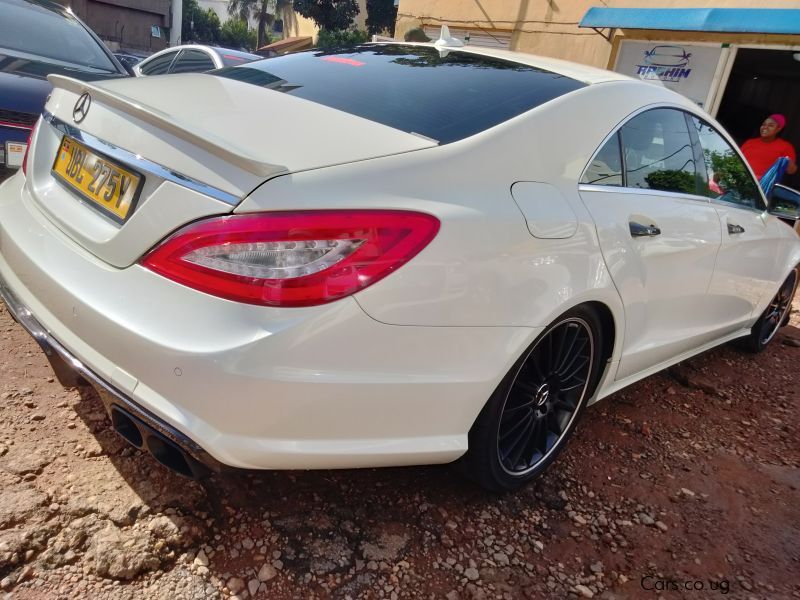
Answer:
[52,137,141,222]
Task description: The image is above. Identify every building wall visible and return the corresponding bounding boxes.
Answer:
[395,0,800,68]
[66,0,171,53]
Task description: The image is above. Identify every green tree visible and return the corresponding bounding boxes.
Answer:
[220,19,259,50]
[644,169,702,195]
[706,149,759,203]
[293,0,359,31]
[365,0,396,36]
[227,0,285,49]
[182,0,222,44]
[315,28,368,48]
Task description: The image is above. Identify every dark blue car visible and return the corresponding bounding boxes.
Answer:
[0,0,128,172]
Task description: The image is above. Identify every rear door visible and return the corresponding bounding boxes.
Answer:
[579,107,722,380]
[689,115,779,329]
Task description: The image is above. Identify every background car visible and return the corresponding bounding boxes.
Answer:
[1,42,798,492]
[113,51,149,75]
[0,0,128,176]
[132,45,261,76]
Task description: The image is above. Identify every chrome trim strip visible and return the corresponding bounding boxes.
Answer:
[578,183,712,204]
[43,111,240,206]
[579,184,767,215]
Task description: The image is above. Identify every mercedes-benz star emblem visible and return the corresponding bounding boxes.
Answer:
[73,92,91,123]
[535,383,550,407]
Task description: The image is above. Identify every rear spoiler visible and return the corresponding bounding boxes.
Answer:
[47,74,288,179]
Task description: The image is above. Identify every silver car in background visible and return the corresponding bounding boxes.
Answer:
[133,44,261,76]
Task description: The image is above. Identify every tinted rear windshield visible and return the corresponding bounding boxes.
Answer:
[216,48,262,67]
[213,45,585,144]
[0,0,117,72]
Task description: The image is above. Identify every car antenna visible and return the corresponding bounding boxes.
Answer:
[434,25,464,56]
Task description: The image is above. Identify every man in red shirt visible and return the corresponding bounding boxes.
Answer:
[741,114,797,180]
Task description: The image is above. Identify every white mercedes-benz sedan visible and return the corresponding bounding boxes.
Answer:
[0,42,798,491]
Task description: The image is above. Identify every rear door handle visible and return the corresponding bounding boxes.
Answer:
[629,221,661,237]
[727,222,745,235]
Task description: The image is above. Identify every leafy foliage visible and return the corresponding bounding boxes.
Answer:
[705,149,759,203]
[182,0,222,44]
[365,0,397,36]
[228,0,275,48]
[293,0,360,31]
[220,19,260,50]
[644,170,702,195]
[316,28,368,48]
[403,27,430,42]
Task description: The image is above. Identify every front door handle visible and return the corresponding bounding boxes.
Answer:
[629,221,661,237]
[727,222,745,235]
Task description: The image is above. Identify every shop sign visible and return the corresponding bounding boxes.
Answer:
[615,41,723,108]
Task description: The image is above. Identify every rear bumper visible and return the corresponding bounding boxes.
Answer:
[0,171,537,470]
[0,274,225,477]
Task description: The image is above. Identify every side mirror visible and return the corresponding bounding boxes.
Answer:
[768,184,800,231]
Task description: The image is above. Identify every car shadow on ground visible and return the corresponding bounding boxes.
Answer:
[68,375,581,595]
[61,315,800,598]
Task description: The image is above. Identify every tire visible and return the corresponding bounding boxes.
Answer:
[461,305,604,492]
[738,266,798,354]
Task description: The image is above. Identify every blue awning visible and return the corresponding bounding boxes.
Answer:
[579,7,800,35]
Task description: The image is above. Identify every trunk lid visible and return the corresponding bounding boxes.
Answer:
[25,73,436,267]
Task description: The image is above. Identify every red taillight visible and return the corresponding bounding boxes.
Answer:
[141,210,440,307]
[21,119,39,176]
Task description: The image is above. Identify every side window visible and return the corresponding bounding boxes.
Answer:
[689,116,764,211]
[169,49,216,74]
[139,51,177,75]
[581,131,622,186]
[620,108,700,195]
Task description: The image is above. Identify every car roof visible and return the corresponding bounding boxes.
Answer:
[144,44,214,58]
[374,42,631,86]
[210,47,261,59]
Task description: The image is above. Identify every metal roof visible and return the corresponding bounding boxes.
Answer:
[580,7,800,35]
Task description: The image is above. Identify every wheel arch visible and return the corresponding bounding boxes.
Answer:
[461,300,617,490]
[582,300,617,396]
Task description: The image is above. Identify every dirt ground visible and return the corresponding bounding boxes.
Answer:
[0,295,798,600]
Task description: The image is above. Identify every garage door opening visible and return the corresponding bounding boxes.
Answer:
[716,48,800,189]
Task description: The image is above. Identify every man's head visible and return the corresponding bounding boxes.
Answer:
[760,114,787,140]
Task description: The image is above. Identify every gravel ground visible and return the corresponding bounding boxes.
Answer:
[0,296,798,600]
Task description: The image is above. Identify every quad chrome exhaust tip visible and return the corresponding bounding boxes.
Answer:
[110,406,207,479]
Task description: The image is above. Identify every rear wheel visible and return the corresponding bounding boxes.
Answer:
[462,305,603,492]
[739,267,798,353]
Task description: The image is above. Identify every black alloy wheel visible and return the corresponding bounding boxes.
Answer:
[462,305,603,491]
[740,267,798,353]
[497,317,594,475]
